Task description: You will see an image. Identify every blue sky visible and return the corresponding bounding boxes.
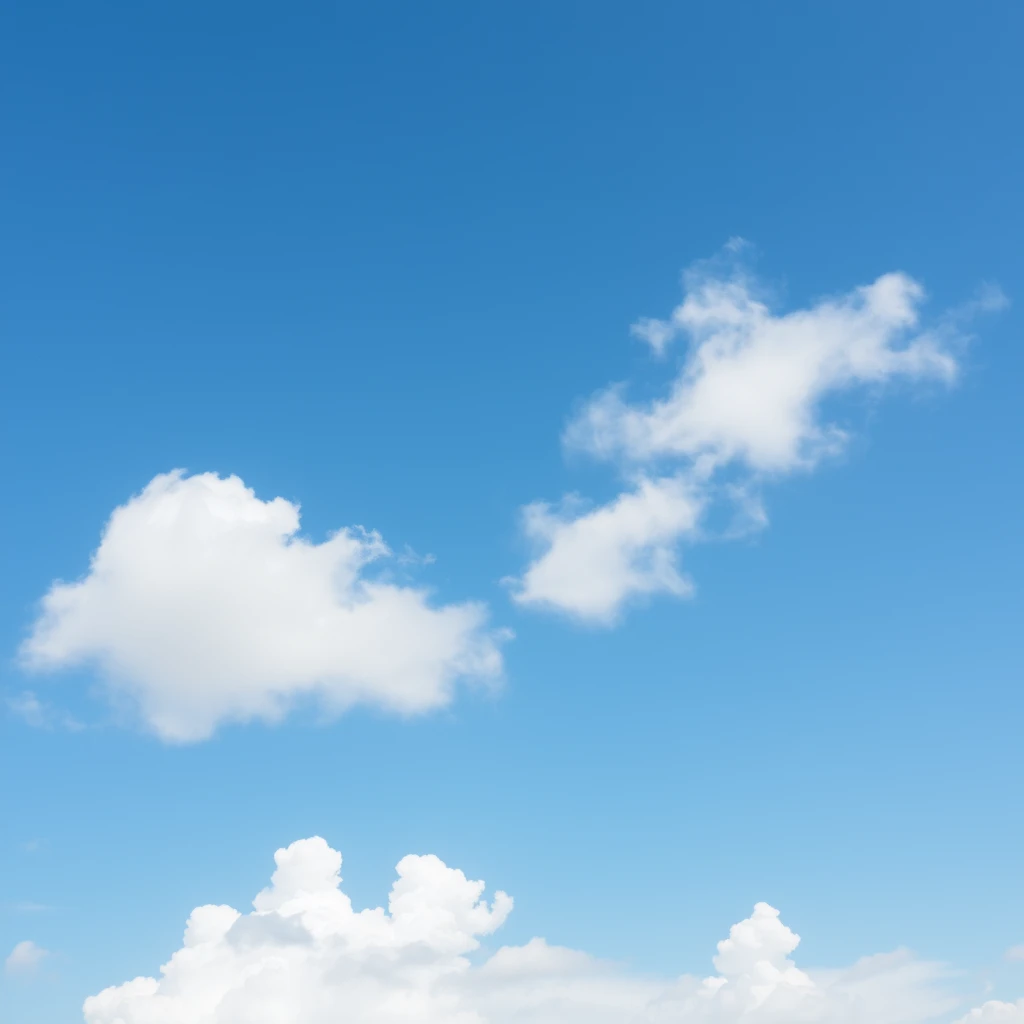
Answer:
[1,3,1022,1022]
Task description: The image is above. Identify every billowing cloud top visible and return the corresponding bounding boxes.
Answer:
[22,472,507,741]
[511,249,1000,624]
[79,835,1000,1024]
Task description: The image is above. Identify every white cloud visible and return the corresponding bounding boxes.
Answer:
[5,939,48,974]
[81,835,979,1024]
[568,266,956,473]
[513,246,1000,623]
[954,1002,1024,1023]
[511,476,701,623]
[1006,947,1024,963]
[22,471,507,742]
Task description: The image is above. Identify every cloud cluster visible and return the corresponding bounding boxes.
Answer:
[22,472,507,742]
[512,248,992,622]
[82,836,977,1024]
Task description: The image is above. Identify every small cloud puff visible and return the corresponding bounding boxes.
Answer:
[5,940,48,975]
[510,476,701,624]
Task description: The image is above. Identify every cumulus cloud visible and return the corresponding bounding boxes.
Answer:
[568,264,955,473]
[512,245,1000,622]
[22,472,507,742]
[80,835,982,1024]
[5,939,48,974]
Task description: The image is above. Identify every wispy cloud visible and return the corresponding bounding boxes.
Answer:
[6,691,83,732]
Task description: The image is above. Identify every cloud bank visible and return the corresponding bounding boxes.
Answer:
[22,472,507,742]
[80,835,1017,1023]
[512,246,1000,623]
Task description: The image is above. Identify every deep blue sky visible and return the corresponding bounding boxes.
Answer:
[1,3,1022,1021]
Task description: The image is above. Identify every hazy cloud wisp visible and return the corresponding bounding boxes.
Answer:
[5,940,48,975]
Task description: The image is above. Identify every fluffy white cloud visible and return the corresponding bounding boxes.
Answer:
[954,1002,1024,1023]
[5,939,48,974]
[511,476,701,623]
[22,472,507,742]
[513,247,997,622]
[83,835,977,1024]
[571,264,955,473]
